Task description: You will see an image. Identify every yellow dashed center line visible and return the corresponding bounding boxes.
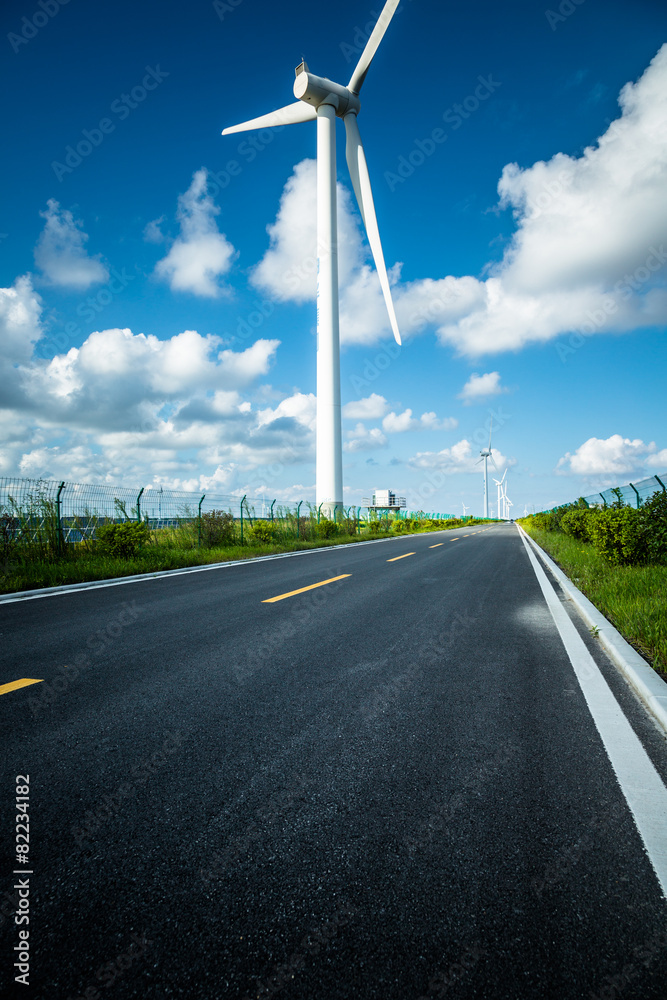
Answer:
[387,552,415,562]
[0,678,43,697]
[429,543,444,548]
[262,574,351,603]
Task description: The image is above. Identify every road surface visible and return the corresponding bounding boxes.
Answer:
[1,523,666,999]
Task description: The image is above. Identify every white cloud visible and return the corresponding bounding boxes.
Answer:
[0,275,43,366]
[250,45,667,355]
[34,200,109,290]
[556,434,661,477]
[256,392,316,431]
[382,409,458,433]
[344,422,387,452]
[143,217,165,243]
[648,450,667,470]
[155,170,237,297]
[342,393,389,420]
[459,371,507,404]
[251,159,404,345]
[409,440,511,474]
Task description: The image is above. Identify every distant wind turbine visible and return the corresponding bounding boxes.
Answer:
[476,419,497,518]
[222,0,404,518]
[493,469,507,522]
[462,501,470,518]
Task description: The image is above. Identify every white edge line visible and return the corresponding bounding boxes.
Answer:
[0,525,475,605]
[519,528,667,900]
[517,524,667,738]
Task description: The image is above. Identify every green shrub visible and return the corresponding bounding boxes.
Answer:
[560,508,596,543]
[368,520,390,535]
[641,490,667,564]
[316,517,339,539]
[201,510,235,548]
[249,520,274,544]
[392,520,407,533]
[589,507,647,566]
[96,521,151,558]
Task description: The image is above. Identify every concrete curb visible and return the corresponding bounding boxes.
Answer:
[518,524,667,737]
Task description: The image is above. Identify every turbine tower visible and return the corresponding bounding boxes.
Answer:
[462,501,470,518]
[476,419,496,518]
[222,0,403,518]
[493,469,507,522]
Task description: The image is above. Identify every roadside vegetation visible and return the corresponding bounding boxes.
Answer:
[0,502,492,595]
[519,489,667,674]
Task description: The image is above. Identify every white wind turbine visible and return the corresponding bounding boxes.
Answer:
[222,0,403,518]
[462,501,470,518]
[493,468,507,522]
[504,489,513,520]
[476,419,497,519]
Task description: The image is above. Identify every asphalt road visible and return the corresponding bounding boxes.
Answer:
[1,523,667,999]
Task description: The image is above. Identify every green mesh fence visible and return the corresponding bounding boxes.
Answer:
[543,472,667,513]
[0,477,471,551]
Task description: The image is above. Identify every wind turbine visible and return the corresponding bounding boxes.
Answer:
[462,501,470,519]
[493,469,507,522]
[476,419,497,518]
[504,490,513,520]
[222,0,403,518]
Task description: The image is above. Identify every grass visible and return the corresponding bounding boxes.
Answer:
[0,533,373,594]
[0,516,495,596]
[521,523,667,675]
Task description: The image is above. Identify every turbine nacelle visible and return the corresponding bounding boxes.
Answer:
[293,63,360,117]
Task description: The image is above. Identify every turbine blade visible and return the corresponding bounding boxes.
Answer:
[490,452,498,472]
[222,101,317,135]
[348,0,401,95]
[345,114,401,346]
[487,417,493,454]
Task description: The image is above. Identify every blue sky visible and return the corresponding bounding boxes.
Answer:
[1,0,666,516]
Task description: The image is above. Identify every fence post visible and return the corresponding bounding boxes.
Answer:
[629,483,641,508]
[240,494,247,544]
[198,494,205,548]
[56,481,65,555]
[270,499,276,523]
[296,500,303,538]
[317,502,323,524]
[136,487,144,522]
[655,475,666,493]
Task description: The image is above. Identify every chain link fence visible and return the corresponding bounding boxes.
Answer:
[543,473,667,513]
[582,473,667,509]
[0,477,470,554]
